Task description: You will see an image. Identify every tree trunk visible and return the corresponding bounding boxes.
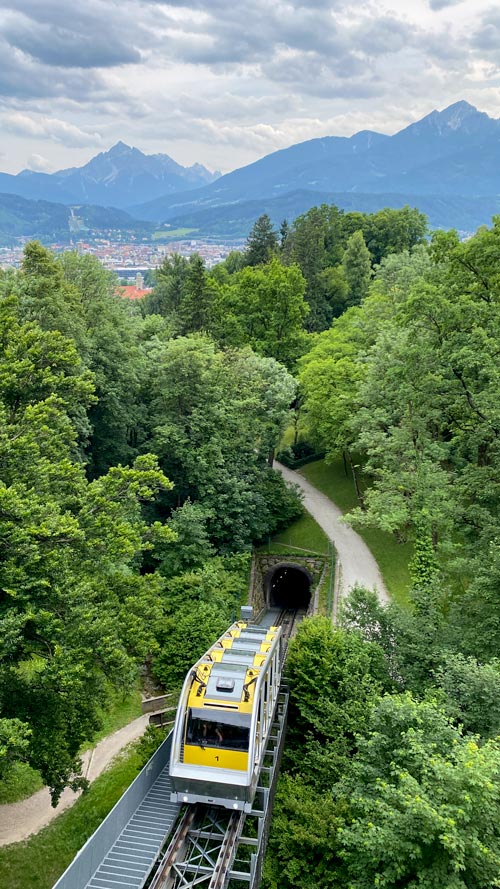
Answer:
[293,402,300,447]
[342,449,348,477]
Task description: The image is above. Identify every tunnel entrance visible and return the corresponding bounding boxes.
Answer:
[267,564,312,610]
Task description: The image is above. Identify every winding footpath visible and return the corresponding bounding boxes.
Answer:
[276,462,388,606]
[0,714,150,847]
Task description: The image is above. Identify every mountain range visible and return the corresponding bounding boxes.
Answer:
[130,101,500,233]
[2,101,500,241]
[0,142,220,209]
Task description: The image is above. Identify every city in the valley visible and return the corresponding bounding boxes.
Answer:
[0,236,243,281]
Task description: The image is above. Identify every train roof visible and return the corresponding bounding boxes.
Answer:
[187,621,280,715]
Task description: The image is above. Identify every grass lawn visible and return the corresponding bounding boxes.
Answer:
[152,228,196,241]
[260,511,330,556]
[0,763,44,805]
[300,457,412,607]
[84,687,143,747]
[0,744,145,889]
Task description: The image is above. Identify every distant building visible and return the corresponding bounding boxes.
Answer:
[118,285,151,300]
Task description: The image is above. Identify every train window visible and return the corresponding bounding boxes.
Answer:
[186,712,250,751]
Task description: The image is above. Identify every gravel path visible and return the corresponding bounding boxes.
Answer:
[276,462,388,606]
[0,714,149,847]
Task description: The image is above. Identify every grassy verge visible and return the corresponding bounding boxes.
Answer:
[0,743,145,889]
[84,688,143,747]
[300,458,412,607]
[0,764,44,805]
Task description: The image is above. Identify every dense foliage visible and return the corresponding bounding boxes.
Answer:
[144,204,428,361]
[299,219,500,650]
[264,213,500,887]
[264,613,500,889]
[0,242,301,803]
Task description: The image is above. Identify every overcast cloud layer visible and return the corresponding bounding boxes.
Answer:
[0,0,498,173]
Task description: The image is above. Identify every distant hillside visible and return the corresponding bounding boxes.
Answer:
[153,189,500,238]
[0,193,153,245]
[131,101,500,233]
[4,101,500,238]
[0,143,220,209]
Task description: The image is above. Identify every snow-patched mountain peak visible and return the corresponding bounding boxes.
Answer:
[402,101,497,140]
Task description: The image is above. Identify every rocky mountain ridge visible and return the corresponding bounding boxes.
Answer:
[0,142,220,209]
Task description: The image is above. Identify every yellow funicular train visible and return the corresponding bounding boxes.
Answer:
[170,615,283,812]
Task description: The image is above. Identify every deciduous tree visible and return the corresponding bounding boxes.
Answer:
[340,695,500,889]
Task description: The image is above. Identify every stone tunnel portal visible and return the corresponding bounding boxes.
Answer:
[267,565,312,611]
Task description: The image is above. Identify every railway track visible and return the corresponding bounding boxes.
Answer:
[275,607,305,657]
[148,804,245,889]
[146,609,296,889]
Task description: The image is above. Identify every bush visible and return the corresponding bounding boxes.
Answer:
[291,441,316,460]
[276,441,325,469]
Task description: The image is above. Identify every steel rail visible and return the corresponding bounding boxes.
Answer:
[149,805,198,889]
[207,810,246,889]
[278,607,305,659]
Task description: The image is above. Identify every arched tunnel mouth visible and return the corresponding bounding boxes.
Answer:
[267,565,312,611]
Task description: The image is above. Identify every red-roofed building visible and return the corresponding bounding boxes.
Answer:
[118,286,151,300]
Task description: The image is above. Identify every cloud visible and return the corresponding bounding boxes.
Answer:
[26,152,52,172]
[158,4,350,69]
[0,35,110,101]
[470,10,500,51]
[353,16,411,56]
[177,92,301,122]
[0,1,152,69]
[136,4,418,111]
[0,0,478,105]
[146,0,345,9]
[0,0,495,177]
[3,20,141,68]
[2,112,103,147]
[428,0,463,8]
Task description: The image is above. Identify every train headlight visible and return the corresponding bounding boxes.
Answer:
[183,796,189,802]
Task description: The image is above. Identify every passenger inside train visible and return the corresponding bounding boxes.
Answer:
[186,712,250,750]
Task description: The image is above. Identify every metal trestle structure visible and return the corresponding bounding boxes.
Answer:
[149,687,289,889]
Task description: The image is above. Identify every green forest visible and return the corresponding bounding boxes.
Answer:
[2,201,500,887]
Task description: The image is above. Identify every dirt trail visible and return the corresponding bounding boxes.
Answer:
[276,462,388,605]
[0,714,149,847]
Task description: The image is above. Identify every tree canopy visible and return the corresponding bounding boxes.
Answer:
[0,241,302,803]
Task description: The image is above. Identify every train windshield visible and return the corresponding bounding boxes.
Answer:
[186,709,250,751]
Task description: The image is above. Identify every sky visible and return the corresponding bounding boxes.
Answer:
[0,0,499,175]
